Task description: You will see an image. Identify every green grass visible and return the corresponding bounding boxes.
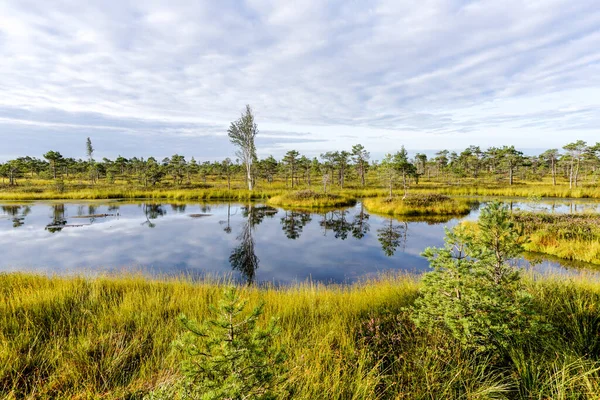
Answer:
[513,212,600,265]
[267,190,356,209]
[363,193,476,217]
[2,272,600,399]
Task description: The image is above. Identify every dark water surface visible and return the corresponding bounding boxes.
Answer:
[0,198,598,284]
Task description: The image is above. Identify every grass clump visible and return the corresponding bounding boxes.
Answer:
[363,193,475,216]
[513,212,600,265]
[267,189,356,209]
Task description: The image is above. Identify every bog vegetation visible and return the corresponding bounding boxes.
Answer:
[3,203,600,399]
[267,189,356,209]
[3,107,600,399]
[363,193,475,216]
[513,212,600,265]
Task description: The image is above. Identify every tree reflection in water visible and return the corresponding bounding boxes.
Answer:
[351,203,370,239]
[280,211,312,239]
[171,203,187,213]
[1,205,31,228]
[45,204,67,233]
[141,203,166,228]
[319,206,371,240]
[229,204,277,284]
[320,210,353,239]
[219,203,236,234]
[377,218,408,257]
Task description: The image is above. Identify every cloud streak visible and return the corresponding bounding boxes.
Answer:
[1,0,599,160]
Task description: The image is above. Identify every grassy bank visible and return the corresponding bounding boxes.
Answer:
[2,178,600,201]
[514,212,600,265]
[409,183,600,199]
[0,186,283,201]
[267,190,356,209]
[363,193,475,217]
[2,273,600,399]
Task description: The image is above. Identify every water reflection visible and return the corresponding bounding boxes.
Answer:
[141,203,166,228]
[1,205,31,228]
[377,219,408,257]
[230,205,278,284]
[45,204,67,233]
[320,210,353,239]
[171,203,187,213]
[319,206,372,241]
[352,203,370,239]
[219,203,236,234]
[281,211,312,239]
[0,199,598,283]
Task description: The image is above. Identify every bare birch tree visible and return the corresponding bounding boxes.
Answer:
[228,105,258,190]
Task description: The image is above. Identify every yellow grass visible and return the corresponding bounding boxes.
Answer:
[267,190,356,209]
[2,272,600,398]
[363,194,475,216]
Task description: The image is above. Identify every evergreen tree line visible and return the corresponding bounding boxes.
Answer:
[1,139,600,189]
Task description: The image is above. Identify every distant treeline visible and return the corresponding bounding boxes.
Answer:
[1,139,599,189]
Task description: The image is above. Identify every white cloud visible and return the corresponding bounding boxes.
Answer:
[0,0,599,161]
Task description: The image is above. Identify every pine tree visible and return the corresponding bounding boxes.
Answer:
[149,287,287,399]
[411,202,541,355]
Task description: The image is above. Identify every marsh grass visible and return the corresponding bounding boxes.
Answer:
[0,187,281,201]
[408,183,600,199]
[0,273,415,399]
[3,177,600,201]
[363,193,475,216]
[513,212,600,265]
[267,190,356,209]
[2,272,600,399]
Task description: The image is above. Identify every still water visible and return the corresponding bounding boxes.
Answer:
[0,199,598,284]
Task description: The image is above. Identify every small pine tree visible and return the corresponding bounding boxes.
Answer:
[149,287,287,399]
[411,202,540,355]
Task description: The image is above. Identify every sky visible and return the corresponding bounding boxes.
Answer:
[1,0,599,162]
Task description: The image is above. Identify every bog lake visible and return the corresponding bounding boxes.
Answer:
[1,198,599,284]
